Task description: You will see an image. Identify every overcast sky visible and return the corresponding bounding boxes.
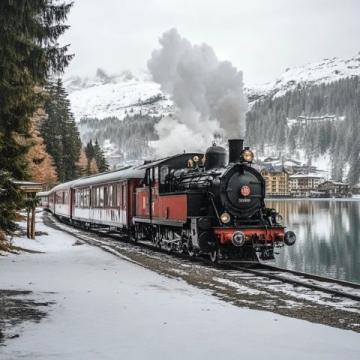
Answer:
[60,0,360,85]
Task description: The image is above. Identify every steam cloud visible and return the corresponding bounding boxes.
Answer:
[148,28,248,156]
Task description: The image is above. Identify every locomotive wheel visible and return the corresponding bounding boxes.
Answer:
[129,227,137,243]
[187,236,195,257]
[209,249,219,263]
[155,231,162,249]
[133,228,139,243]
[166,242,173,253]
[177,235,185,254]
[155,239,162,249]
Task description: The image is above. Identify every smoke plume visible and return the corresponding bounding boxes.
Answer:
[148,28,248,156]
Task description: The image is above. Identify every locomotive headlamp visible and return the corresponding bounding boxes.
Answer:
[193,155,200,163]
[220,212,231,224]
[284,231,296,246]
[242,149,254,162]
[273,214,283,224]
[232,231,246,247]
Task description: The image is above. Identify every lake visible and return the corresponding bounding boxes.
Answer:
[265,198,360,283]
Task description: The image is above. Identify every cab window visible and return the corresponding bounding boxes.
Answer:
[160,166,169,184]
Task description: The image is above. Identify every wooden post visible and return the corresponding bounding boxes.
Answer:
[26,207,30,239]
[31,204,36,239]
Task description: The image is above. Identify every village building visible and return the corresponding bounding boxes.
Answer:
[260,167,290,197]
[318,180,351,197]
[351,184,360,195]
[288,173,324,197]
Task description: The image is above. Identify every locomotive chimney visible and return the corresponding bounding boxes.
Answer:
[228,139,244,163]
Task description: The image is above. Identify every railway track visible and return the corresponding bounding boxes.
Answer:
[44,212,360,303]
[228,264,360,302]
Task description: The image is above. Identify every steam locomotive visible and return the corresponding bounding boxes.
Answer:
[38,139,296,263]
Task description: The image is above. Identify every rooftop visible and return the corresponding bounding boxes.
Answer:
[289,173,324,179]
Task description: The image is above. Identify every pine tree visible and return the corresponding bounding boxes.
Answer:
[26,109,58,189]
[85,140,96,174]
[0,171,24,244]
[347,133,360,185]
[42,79,81,182]
[0,1,73,237]
[94,139,109,173]
[89,158,99,175]
[85,140,95,161]
[76,147,89,177]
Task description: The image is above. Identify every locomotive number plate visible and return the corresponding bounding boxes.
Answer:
[240,185,251,197]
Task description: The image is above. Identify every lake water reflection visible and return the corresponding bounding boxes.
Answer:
[265,199,360,283]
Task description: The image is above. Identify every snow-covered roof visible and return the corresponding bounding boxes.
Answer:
[50,167,145,192]
[37,191,50,197]
[289,173,324,179]
[260,165,286,173]
[73,167,145,188]
[13,180,43,192]
[319,180,349,186]
[13,180,41,185]
[50,180,78,192]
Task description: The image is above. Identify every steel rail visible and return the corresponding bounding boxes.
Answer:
[229,265,360,302]
[257,263,360,290]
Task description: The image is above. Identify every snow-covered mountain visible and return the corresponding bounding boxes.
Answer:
[66,53,360,180]
[66,53,360,121]
[246,53,360,182]
[64,69,174,121]
[247,52,360,103]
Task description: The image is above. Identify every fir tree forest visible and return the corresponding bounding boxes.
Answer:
[0,1,107,243]
[246,77,360,183]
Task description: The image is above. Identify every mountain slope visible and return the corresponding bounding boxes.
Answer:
[246,53,360,182]
[64,69,173,121]
[66,54,360,121]
[66,54,360,180]
[247,52,360,103]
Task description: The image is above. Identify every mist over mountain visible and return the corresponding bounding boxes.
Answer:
[66,53,360,182]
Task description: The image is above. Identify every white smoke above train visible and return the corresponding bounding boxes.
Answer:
[148,28,248,156]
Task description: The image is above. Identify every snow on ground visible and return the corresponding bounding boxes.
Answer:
[0,212,359,360]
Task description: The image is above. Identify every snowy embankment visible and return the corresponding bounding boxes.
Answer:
[0,212,359,359]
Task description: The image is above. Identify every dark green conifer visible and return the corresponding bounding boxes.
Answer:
[85,140,95,161]
[0,1,73,236]
[42,78,81,182]
[94,139,109,173]
[0,172,24,238]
